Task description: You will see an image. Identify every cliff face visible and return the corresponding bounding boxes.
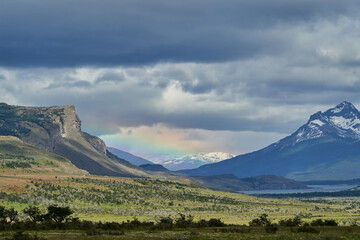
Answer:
[0,103,148,177]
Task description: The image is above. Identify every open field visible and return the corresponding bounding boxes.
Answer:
[0,172,360,225]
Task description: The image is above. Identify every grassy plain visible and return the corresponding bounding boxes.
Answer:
[0,172,360,225]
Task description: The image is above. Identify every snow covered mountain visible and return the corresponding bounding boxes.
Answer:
[181,101,360,181]
[271,101,360,149]
[162,152,234,171]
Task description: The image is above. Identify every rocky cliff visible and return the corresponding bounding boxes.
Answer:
[0,103,148,177]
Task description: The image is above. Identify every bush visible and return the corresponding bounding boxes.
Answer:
[45,205,73,223]
[175,214,194,228]
[264,223,278,234]
[279,216,302,227]
[311,219,338,226]
[249,214,271,227]
[297,225,320,234]
[218,227,251,233]
[23,206,43,223]
[207,218,225,227]
[5,232,46,240]
[0,206,18,223]
[156,216,173,229]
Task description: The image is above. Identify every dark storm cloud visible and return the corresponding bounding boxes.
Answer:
[1,0,359,67]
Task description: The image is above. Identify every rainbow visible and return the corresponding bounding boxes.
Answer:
[99,125,195,161]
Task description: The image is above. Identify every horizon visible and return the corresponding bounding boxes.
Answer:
[2,1,360,161]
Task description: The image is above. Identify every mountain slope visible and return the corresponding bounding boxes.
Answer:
[0,136,86,174]
[0,103,149,177]
[190,174,307,192]
[180,101,360,181]
[163,152,234,171]
[139,164,170,172]
[107,147,154,166]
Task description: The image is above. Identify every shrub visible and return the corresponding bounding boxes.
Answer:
[207,218,225,227]
[249,214,271,227]
[219,227,251,233]
[5,208,18,223]
[311,219,338,226]
[279,216,302,227]
[23,206,43,223]
[129,217,141,226]
[44,205,73,223]
[175,214,194,228]
[297,225,320,234]
[5,232,46,240]
[264,223,278,234]
[156,216,174,229]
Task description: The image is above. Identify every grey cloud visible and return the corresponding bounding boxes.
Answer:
[4,48,360,136]
[46,80,92,89]
[1,0,359,67]
[2,0,360,137]
[95,72,125,84]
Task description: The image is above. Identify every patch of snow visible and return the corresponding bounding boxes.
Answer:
[162,152,234,170]
[331,108,342,114]
[310,119,325,126]
[330,116,360,130]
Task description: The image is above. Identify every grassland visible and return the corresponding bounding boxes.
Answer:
[0,172,360,226]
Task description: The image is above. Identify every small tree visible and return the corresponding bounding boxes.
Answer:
[249,214,271,226]
[5,208,18,223]
[279,216,302,227]
[0,206,6,223]
[175,213,194,227]
[23,206,43,223]
[45,205,73,223]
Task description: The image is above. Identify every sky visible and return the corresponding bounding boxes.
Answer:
[1,0,360,162]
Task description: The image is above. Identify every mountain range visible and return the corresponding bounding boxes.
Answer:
[162,152,234,171]
[181,101,360,181]
[2,101,359,189]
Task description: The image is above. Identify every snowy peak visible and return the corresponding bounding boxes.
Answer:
[293,101,360,144]
[162,152,234,171]
[327,101,358,115]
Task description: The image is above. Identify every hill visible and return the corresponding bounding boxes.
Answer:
[180,101,360,181]
[0,136,85,175]
[190,174,307,192]
[139,163,170,172]
[107,147,154,166]
[0,103,149,178]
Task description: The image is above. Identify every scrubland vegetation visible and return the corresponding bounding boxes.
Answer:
[0,174,359,239]
[0,204,359,240]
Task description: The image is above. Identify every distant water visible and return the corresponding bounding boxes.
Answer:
[239,184,358,195]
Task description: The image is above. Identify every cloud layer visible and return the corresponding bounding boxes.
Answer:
[1,0,360,67]
[1,0,360,159]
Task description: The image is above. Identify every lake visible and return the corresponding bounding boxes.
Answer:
[239,184,358,195]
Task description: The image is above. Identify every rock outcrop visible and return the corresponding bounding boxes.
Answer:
[0,103,148,177]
